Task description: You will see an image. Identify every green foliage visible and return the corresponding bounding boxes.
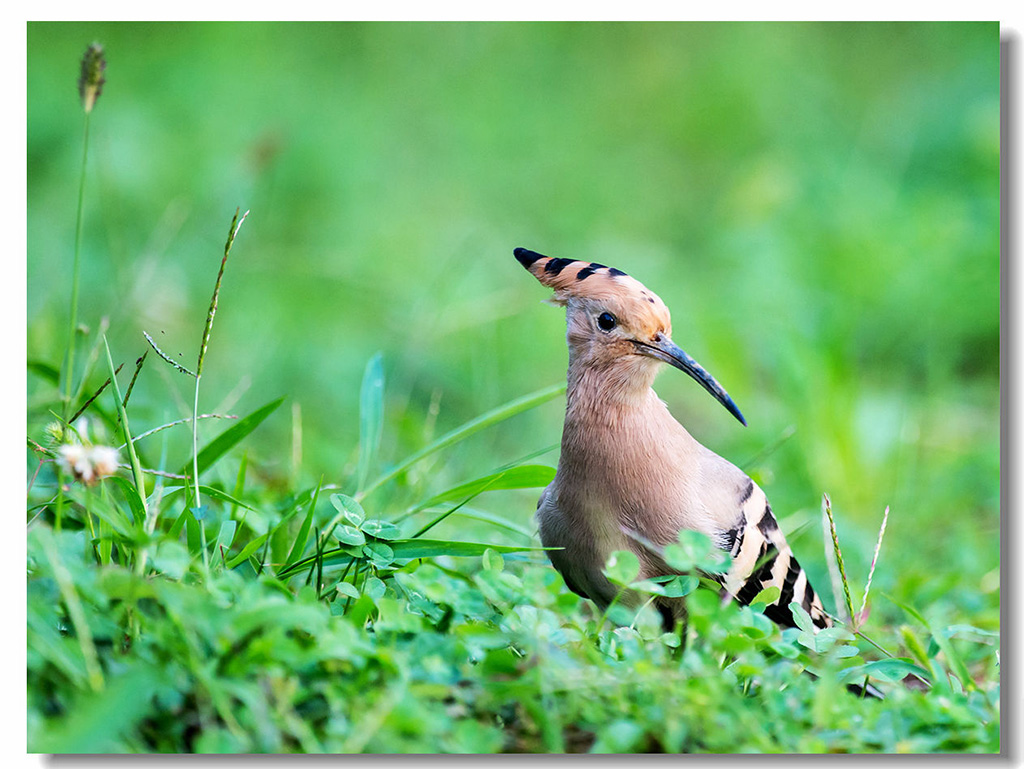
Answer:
[27,521,1000,753]
[27,21,998,754]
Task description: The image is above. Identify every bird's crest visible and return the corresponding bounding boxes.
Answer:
[514,247,666,315]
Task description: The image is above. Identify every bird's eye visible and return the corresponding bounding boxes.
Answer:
[597,312,617,332]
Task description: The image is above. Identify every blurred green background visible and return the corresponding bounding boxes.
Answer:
[27,22,999,622]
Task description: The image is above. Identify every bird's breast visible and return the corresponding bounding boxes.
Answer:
[553,392,713,548]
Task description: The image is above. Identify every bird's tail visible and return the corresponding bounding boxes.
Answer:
[719,500,832,630]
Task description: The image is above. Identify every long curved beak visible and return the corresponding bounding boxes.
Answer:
[634,334,747,426]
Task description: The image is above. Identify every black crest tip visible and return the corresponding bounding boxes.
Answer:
[514,247,546,269]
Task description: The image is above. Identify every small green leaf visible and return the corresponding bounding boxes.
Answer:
[769,639,801,659]
[482,548,504,573]
[152,540,191,580]
[603,550,640,585]
[789,601,816,634]
[739,610,775,639]
[330,494,365,527]
[750,585,781,607]
[813,626,854,654]
[629,579,666,595]
[364,576,387,599]
[335,581,360,600]
[360,519,401,540]
[839,658,931,685]
[362,541,394,568]
[660,575,699,598]
[663,530,721,572]
[336,525,366,547]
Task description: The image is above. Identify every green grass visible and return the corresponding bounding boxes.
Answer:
[27,22,999,753]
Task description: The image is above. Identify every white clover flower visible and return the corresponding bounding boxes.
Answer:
[56,443,120,485]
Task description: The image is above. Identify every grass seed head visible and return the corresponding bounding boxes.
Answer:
[78,43,106,114]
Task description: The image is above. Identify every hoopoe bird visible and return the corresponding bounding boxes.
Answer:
[514,246,834,634]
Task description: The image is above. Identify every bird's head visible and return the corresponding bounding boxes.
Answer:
[515,247,746,426]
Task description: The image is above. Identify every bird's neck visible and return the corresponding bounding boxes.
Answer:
[560,358,698,489]
[564,357,662,428]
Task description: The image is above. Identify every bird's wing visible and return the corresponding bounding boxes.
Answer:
[698,452,831,630]
[712,481,831,630]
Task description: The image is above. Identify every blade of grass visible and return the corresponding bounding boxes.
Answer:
[858,505,890,622]
[416,505,534,540]
[231,450,248,521]
[357,381,565,502]
[179,396,284,478]
[402,464,555,519]
[105,475,147,528]
[278,539,552,578]
[409,466,555,538]
[285,477,324,568]
[930,619,975,692]
[161,484,259,513]
[28,360,61,384]
[103,336,150,572]
[356,352,385,494]
[225,532,269,570]
[291,401,302,486]
[822,493,854,624]
[190,208,249,518]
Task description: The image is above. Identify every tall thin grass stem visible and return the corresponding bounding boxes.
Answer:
[62,112,91,418]
[858,505,890,622]
[822,493,855,624]
[103,336,152,572]
[191,208,249,511]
